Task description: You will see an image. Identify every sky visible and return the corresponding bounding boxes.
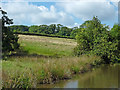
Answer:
[0,0,119,28]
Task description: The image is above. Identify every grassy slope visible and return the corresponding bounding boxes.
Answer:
[2,35,101,88]
[19,35,77,56]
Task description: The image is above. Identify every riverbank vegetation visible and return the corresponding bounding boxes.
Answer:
[2,55,101,88]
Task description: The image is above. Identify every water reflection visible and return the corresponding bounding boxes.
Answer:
[37,64,120,88]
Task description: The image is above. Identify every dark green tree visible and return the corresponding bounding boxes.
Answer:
[56,24,63,34]
[8,25,29,33]
[1,8,19,57]
[29,25,39,33]
[47,24,56,34]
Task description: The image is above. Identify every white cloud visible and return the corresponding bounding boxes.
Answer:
[56,0,117,22]
[71,23,80,28]
[1,0,118,27]
[37,6,48,11]
[1,2,74,26]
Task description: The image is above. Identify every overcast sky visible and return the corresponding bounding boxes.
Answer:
[0,0,119,28]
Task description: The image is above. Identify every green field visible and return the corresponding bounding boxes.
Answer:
[19,35,77,56]
[2,35,101,88]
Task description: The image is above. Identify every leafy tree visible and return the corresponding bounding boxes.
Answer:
[1,8,19,57]
[56,25,72,37]
[109,24,120,62]
[29,25,39,33]
[74,16,120,63]
[48,24,56,34]
[56,24,63,33]
[39,25,48,34]
[8,25,29,32]
[70,27,80,39]
[110,24,120,40]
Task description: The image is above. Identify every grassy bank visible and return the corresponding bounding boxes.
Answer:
[2,56,101,88]
[2,35,101,88]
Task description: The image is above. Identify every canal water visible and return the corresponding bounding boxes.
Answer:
[37,64,120,88]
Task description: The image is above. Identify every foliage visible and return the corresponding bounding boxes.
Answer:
[70,27,80,39]
[110,24,120,62]
[57,26,72,36]
[8,24,76,39]
[110,24,120,40]
[1,9,19,56]
[8,25,29,32]
[74,16,120,63]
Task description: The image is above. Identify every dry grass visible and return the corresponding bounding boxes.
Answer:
[19,35,77,46]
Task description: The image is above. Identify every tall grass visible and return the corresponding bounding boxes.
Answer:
[2,55,101,88]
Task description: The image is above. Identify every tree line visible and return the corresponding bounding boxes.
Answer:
[8,24,78,39]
